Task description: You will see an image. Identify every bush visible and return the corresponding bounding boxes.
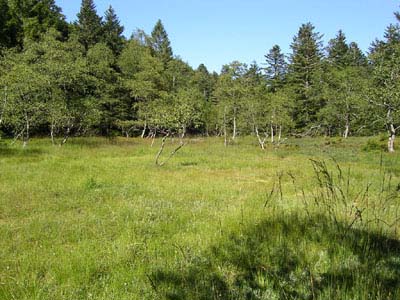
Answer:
[362,137,387,152]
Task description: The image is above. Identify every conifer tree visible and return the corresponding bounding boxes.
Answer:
[103,5,125,56]
[347,42,367,67]
[327,30,349,67]
[150,19,173,64]
[264,44,286,91]
[3,0,67,47]
[76,0,103,51]
[194,64,213,100]
[289,22,324,128]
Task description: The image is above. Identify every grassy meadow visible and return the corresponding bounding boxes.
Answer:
[0,136,400,299]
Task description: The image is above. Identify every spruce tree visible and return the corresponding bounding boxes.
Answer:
[327,30,349,67]
[103,5,125,56]
[150,19,173,64]
[289,22,323,128]
[384,24,400,44]
[194,63,213,100]
[76,0,103,51]
[264,44,286,91]
[347,42,367,67]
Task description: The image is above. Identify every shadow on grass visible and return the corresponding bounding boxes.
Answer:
[150,214,400,300]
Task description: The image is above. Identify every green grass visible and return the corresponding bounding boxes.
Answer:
[0,136,399,299]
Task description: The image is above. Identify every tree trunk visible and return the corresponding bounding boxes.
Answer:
[224,107,228,147]
[255,126,266,150]
[61,125,72,146]
[232,108,237,140]
[343,114,350,139]
[270,123,274,143]
[141,122,147,138]
[278,125,282,142]
[50,123,55,145]
[387,109,395,153]
[0,86,7,126]
[155,132,186,166]
[343,125,349,139]
[151,130,157,147]
[23,113,29,148]
[388,123,395,153]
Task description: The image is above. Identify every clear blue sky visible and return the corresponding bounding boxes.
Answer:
[56,0,399,73]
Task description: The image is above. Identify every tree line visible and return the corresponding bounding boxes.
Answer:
[0,0,400,151]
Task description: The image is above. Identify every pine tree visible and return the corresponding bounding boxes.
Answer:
[150,19,173,64]
[76,0,103,51]
[103,5,125,56]
[264,44,286,91]
[327,30,349,67]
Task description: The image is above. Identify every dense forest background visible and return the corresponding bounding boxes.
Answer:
[1,0,400,151]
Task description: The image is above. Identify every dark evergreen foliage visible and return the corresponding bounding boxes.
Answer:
[102,5,125,55]
[327,30,349,67]
[264,45,286,91]
[150,19,173,64]
[76,0,103,51]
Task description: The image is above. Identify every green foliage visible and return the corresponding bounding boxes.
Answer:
[319,66,370,136]
[76,0,103,51]
[264,44,286,91]
[362,137,387,152]
[327,30,349,67]
[0,47,51,144]
[0,0,13,48]
[0,0,399,150]
[150,19,173,65]
[102,5,125,56]
[4,0,68,48]
[288,22,324,129]
[119,39,165,101]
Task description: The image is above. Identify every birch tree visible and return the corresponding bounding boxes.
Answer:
[215,62,247,144]
[320,67,369,138]
[0,53,50,147]
[370,17,400,152]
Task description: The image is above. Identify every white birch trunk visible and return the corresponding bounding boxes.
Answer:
[255,126,266,150]
[278,125,282,142]
[343,114,350,139]
[388,123,395,153]
[343,125,349,139]
[141,122,147,138]
[224,107,227,147]
[387,109,396,153]
[232,108,237,140]
[270,123,274,144]
[50,123,55,145]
